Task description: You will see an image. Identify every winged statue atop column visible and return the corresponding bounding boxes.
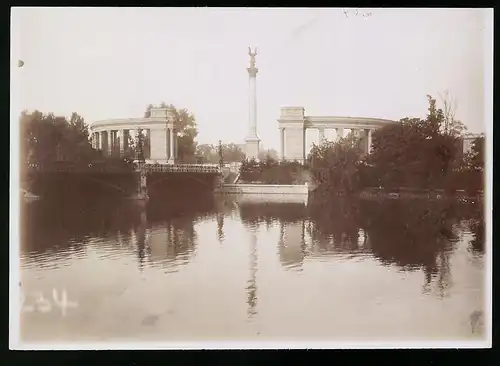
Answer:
[248,47,258,68]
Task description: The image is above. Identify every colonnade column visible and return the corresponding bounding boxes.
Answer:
[169,128,175,162]
[174,130,178,159]
[135,129,142,160]
[146,129,151,159]
[107,131,113,156]
[166,128,171,160]
[99,131,105,152]
[363,129,370,154]
[119,129,125,156]
[318,128,325,144]
[279,127,285,161]
[302,128,307,162]
[368,129,373,154]
[336,127,344,140]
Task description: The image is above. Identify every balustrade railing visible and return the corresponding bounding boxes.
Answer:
[142,163,220,173]
[26,162,221,174]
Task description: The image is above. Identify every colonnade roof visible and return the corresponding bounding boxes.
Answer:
[278,115,397,129]
[305,116,396,124]
[90,117,173,132]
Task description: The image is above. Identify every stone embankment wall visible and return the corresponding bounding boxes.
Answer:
[214,183,309,195]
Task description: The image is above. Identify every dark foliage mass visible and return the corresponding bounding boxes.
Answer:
[239,157,311,185]
[238,95,484,194]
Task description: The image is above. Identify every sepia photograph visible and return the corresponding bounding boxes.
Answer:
[10,7,492,349]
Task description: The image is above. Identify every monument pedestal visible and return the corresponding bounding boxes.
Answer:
[245,137,260,161]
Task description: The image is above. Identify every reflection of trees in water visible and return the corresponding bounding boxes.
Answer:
[307,198,363,255]
[136,199,212,270]
[238,202,308,227]
[21,199,144,260]
[463,202,485,254]
[22,194,216,270]
[358,200,462,297]
[468,219,484,254]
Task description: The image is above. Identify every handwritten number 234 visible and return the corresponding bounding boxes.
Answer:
[21,289,78,316]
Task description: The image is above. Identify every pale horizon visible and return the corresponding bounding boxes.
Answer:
[12,7,490,150]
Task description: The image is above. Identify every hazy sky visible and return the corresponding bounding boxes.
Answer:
[12,8,491,150]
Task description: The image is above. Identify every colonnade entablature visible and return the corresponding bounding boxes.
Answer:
[89,107,180,164]
[277,106,397,163]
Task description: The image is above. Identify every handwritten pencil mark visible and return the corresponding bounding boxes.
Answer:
[342,8,372,19]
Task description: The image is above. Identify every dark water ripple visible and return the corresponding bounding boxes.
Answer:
[18,196,486,342]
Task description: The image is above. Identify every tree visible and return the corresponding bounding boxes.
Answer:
[145,103,198,163]
[438,90,467,137]
[467,136,485,172]
[367,95,463,189]
[258,148,278,161]
[20,110,99,167]
[195,142,245,163]
[222,143,246,163]
[308,134,364,194]
[461,136,485,173]
[195,144,216,163]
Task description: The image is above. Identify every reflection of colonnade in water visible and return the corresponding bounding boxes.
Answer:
[133,205,198,271]
[278,221,307,270]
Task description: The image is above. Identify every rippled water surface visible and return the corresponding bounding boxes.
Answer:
[18,195,486,344]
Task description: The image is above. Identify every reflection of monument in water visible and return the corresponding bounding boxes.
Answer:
[246,229,258,318]
[278,221,306,270]
[216,212,225,243]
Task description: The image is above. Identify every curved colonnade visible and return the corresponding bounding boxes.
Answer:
[277,107,397,163]
[89,107,179,164]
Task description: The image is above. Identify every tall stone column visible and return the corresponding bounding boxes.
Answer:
[245,47,260,160]
[280,127,285,161]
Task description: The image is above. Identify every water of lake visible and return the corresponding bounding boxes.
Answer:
[18,194,486,345]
